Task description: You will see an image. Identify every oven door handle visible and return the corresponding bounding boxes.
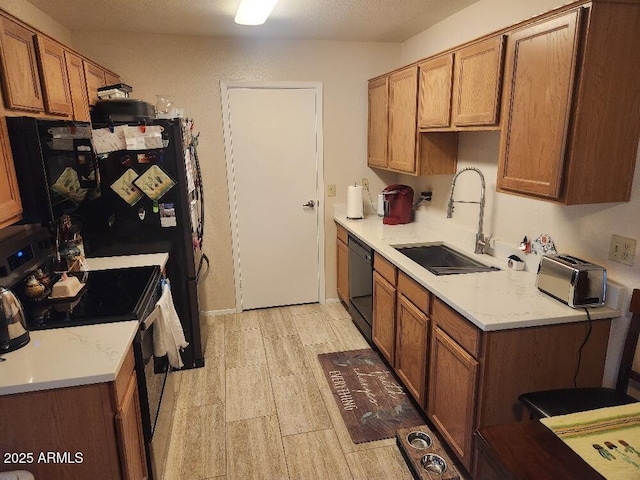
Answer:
[140,304,161,331]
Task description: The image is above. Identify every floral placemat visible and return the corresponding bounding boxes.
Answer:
[541,402,640,478]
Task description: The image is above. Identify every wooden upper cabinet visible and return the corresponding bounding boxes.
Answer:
[0,16,44,112]
[64,50,91,122]
[367,77,389,168]
[105,71,120,87]
[388,65,418,174]
[497,11,581,200]
[452,36,504,126]
[83,60,106,106]
[419,38,504,130]
[0,116,22,228]
[418,54,453,129]
[499,3,640,204]
[35,35,73,116]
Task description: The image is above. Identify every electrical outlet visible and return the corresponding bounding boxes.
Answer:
[327,184,336,197]
[362,177,369,190]
[609,234,636,266]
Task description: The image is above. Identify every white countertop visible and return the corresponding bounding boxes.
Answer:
[0,253,169,396]
[86,252,169,271]
[335,213,619,331]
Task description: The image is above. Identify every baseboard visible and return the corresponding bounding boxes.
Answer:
[202,308,237,317]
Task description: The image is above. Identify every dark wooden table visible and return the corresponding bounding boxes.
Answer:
[474,420,606,479]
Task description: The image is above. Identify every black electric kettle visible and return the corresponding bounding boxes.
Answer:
[0,287,29,353]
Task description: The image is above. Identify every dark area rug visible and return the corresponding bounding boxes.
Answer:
[318,348,424,444]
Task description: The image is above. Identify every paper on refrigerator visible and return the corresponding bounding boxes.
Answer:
[91,125,164,154]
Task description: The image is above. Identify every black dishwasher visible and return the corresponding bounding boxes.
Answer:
[348,235,374,342]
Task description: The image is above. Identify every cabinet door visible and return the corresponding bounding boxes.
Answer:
[115,372,148,480]
[372,271,396,366]
[388,66,418,174]
[105,71,120,87]
[336,238,349,304]
[83,60,106,106]
[0,17,44,112]
[0,116,22,228]
[64,51,91,122]
[35,35,73,116]
[428,326,479,470]
[368,77,389,168]
[417,54,453,129]
[497,10,581,199]
[395,294,428,408]
[452,36,504,126]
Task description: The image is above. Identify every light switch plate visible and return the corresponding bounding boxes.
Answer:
[609,234,636,266]
[327,184,336,197]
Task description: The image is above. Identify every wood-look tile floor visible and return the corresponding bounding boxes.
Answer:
[163,302,415,480]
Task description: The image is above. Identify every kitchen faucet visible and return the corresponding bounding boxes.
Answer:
[446,167,490,254]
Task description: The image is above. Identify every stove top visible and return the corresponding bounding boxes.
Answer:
[15,263,162,330]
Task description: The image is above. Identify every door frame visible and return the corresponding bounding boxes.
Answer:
[221,81,326,312]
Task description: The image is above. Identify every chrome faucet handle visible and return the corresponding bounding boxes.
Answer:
[475,233,493,254]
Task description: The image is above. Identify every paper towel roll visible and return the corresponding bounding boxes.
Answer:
[346,185,364,219]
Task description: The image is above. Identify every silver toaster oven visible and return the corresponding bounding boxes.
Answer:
[536,254,606,308]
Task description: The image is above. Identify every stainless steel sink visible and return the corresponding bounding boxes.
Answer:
[394,244,500,275]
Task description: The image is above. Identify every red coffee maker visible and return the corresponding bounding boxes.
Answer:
[382,184,414,225]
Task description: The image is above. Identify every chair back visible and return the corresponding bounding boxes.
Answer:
[616,289,640,395]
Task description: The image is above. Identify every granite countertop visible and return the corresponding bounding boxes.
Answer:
[0,253,169,396]
[335,213,619,331]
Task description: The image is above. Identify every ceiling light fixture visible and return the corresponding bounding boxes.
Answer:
[234,0,280,26]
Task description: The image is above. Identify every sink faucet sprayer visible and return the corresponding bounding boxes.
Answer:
[446,167,491,254]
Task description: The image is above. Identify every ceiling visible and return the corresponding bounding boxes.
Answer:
[26,0,479,42]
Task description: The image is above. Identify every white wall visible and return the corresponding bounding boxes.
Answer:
[68,31,400,312]
[399,0,640,386]
[0,0,72,45]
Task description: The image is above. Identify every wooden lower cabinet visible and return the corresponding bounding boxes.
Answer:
[372,263,430,408]
[429,296,611,474]
[343,234,613,477]
[372,271,396,365]
[115,372,148,480]
[0,346,147,480]
[395,293,429,408]
[336,224,349,304]
[428,326,479,468]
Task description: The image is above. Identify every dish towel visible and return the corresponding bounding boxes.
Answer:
[153,281,189,369]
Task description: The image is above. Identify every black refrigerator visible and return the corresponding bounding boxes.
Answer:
[7,117,207,369]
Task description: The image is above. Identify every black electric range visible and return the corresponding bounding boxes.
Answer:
[14,261,162,331]
[0,228,162,331]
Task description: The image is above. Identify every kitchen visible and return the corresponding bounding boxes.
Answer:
[0,0,639,479]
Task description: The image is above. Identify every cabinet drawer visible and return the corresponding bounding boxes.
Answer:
[397,271,430,314]
[336,223,348,245]
[374,252,397,286]
[432,297,481,358]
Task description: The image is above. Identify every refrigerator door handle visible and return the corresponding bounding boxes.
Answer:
[194,253,210,284]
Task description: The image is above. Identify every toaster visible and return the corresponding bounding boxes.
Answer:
[536,254,606,308]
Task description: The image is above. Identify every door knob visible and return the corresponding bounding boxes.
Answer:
[302,200,316,208]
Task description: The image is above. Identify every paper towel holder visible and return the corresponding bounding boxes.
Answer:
[346,183,364,219]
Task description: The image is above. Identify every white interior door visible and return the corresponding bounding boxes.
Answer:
[222,83,324,311]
